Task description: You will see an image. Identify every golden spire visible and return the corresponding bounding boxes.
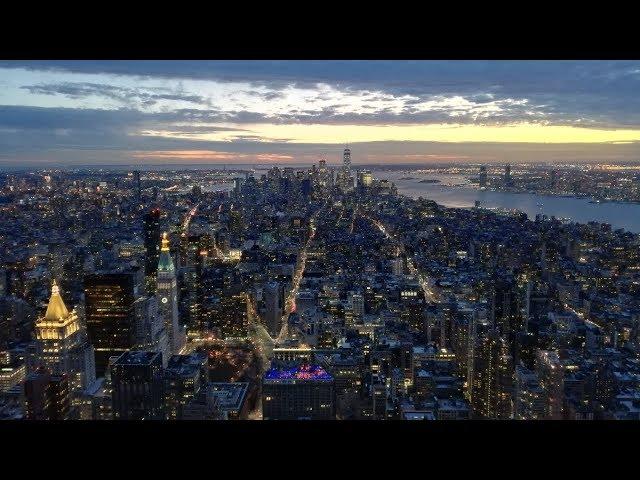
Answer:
[161,232,170,252]
[158,232,175,272]
[44,279,69,321]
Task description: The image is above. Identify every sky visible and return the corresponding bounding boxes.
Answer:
[2,60,640,167]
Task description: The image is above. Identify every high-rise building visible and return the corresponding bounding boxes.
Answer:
[371,374,388,420]
[515,330,537,370]
[133,170,141,200]
[233,177,244,198]
[164,353,207,420]
[535,350,564,419]
[490,276,523,352]
[85,273,137,377]
[390,257,404,275]
[133,295,170,365]
[469,330,514,419]
[479,165,487,188]
[264,282,284,338]
[0,268,7,297]
[514,365,547,419]
[34,280,96,391]
[178,233,206,330]
[262,364,334,420]
[329,358,361,419]
[0,351,26,392]
[143,208,162,283]
[318,159,328,188]
[301,178,312,198]
[351,293,365,319]
[78,355,119,420]
[24,369,71,420]
[343,147,351,176]
[359,170,373,188]
[111,351,165,420]
[156,233,184,354]
[209,293,249,340]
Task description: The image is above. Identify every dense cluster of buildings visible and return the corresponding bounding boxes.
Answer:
[472,163,640,203]
[1,150,639,420]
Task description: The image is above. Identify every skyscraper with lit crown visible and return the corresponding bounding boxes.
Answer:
[157,233,184,354]
[34,280,96,391]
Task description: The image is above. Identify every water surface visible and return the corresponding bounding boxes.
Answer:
[375,170,640,233]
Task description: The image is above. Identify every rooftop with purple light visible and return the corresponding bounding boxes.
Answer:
[263,364,333,382]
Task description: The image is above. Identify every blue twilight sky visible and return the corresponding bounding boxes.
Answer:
[1,60,640,166]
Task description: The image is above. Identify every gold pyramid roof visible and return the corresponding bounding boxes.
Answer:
[44,280,69,321]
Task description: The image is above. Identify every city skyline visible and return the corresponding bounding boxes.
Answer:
[3,61,640,166]
[3,58,640,424]
[3,149,640,421]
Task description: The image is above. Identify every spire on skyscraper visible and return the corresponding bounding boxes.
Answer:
[158,232,175,272]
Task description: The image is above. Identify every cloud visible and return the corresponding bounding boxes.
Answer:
[131,150,295,163]
[7,62,640,129]
[20,82,208,107]
[3,61,640,165]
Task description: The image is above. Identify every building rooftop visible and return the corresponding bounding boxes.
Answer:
[113,351,160,366]
[264,364,333,382]
[209,382,249,411]
[403,411,436,421]
[166,354,206,377]
[44,280,69,321]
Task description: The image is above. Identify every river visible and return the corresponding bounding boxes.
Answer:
[374,170,640,233]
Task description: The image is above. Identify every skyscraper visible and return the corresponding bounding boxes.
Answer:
[490,276,522,352]
[469,329,514,419]
[85,273,136,377]
[318,158,328,189]
[514,365,546,420]
[111,351,165,420]
[34,280,96,391]
[264,281,284,338]
[371,374,388,420]
[233,177,244,198]
[359,170,373,188]
[133,170,141,200]
[134,295,170,365]
[24,369,71,420]
[343,147,351,176]
[156,233,184,354]
[504,164,512,186]
[535,350,564,419]
[143,208,162,285]
[210,293,249,340]
[164,353,207,420]
[335,147,353,192]
[301,178,312,198]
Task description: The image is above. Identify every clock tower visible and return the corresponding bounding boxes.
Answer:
[156,232,184,354]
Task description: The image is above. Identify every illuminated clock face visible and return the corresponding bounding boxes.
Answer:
[161,297,168,304]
